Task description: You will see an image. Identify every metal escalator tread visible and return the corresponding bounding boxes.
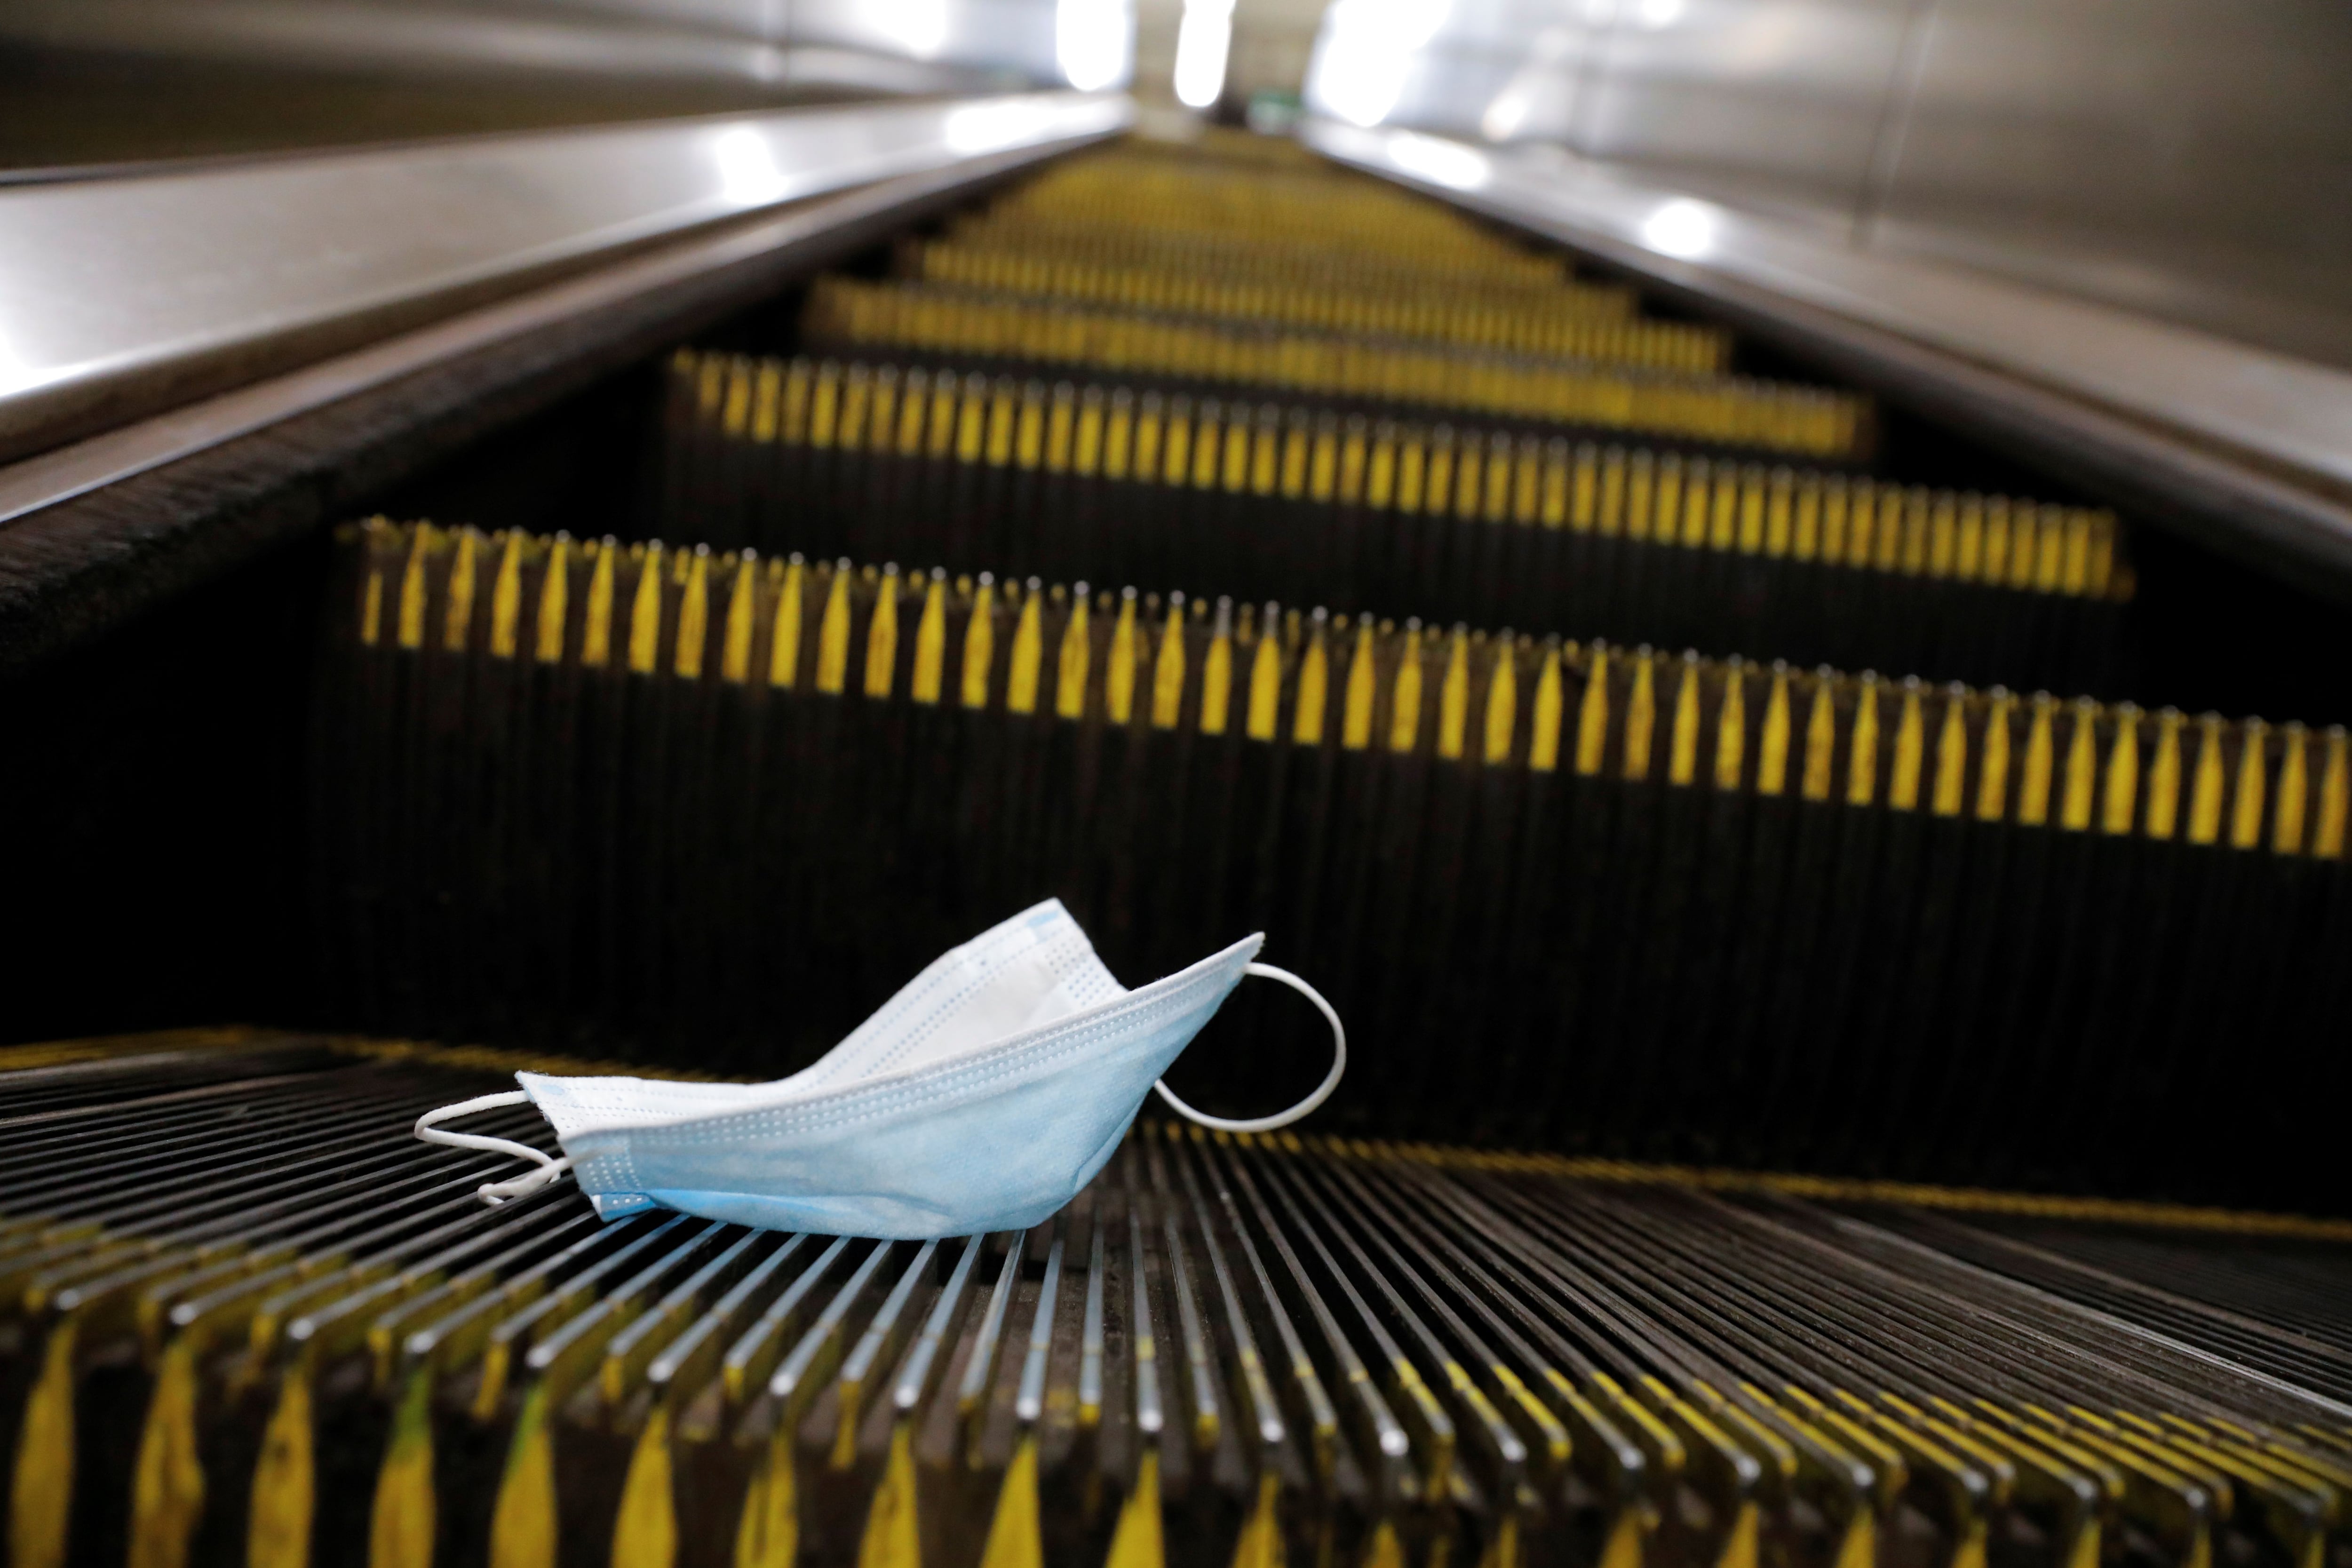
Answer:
[3,1042,2349,1568]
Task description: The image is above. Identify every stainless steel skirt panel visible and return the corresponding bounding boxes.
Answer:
[0,91,1132,468]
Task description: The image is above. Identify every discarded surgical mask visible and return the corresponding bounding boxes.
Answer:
[414,899,1345,1238]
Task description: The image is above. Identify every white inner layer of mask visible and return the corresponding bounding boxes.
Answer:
[519,900,1126,1140]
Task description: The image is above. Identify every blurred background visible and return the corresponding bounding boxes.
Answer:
[6,0,2344,376]
[1292,0,2352,370]
[0,0,1133,174]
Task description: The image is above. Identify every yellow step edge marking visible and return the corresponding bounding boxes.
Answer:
[2059,698,2098,831]
[961,578,996,710]
[1528,646,1564,773]
[1229,1473,1285,1568]
[1575,648,1610,777]
[1756,666,1790,796]
[396,525,434,650]
[130,1332,207,1568]
[359,563,385,648]
[2187,714,2227,844]
[1889,682,1925,811]
[2271,724,2308,854]
[2102,706,2140,835]
[1057,593,1093,721]
[1200,608,1233,737]
[249,1367,317,1568]
[612,1406,678,1568]
[1388,624,1423,754]
[2231,719,2270,850]
[578,542,614,669]
[1976,693,2013,822]
[1711,662,1746,791]
[979,1437,1043,1568]
[1484,641,1518,765]
[10,1321,78,1568]
[1800,677,1836,802]
[720,552,756,684]
[490,1387,558,1568]
[1152,599,1187,730]
[1292,618,1328,746]
[1597,1507,1644,1568]
[444,528,479,653]
[911,575,948,706]
[1668,656,1701,787]
[1715,1501,1759,1568]
[489,530,525,660]
[627,543,665,676]
[2144,709,2183,840]
[1846,676,1880,807]
[369,1370,436,1568]
[1831,1507,1875,1568]
[675,549,711,681]
[1475,1513,1522,1568]
[1107,590,1139,725]
[806,280,1866,458]
[866,566,901,700]
[2314,728,2348,858]
[1102,1450,1162,1568]
[1438,629,1471,761]
[1342,620,1377,751]
[1247,628,1283,742]
[735,1431,797,1568]
[858,1424,922,1568]
[815,565,854,695]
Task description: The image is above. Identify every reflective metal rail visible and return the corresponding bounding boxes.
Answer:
[0,92,1129,672]
[0,93,1128,471]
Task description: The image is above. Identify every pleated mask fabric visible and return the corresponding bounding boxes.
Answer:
[429,900,1262,1237]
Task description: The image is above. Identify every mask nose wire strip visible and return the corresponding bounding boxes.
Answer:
[414,1090,576,1205]
[1153,962,1347,1135]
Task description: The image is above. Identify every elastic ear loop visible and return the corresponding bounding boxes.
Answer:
[1153,962,1346,1134]
[414,1090,573,1205]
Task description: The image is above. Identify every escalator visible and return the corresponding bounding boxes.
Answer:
[3,122,2349,1568]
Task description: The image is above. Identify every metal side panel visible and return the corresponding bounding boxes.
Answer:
[1302,116,2352,594]
[0,102,1128,674]
[1871,0,2352,372]
[0,0,1020,93]
[0,91,1132,467]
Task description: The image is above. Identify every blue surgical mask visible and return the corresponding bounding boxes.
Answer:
[414,899,1344,1239]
